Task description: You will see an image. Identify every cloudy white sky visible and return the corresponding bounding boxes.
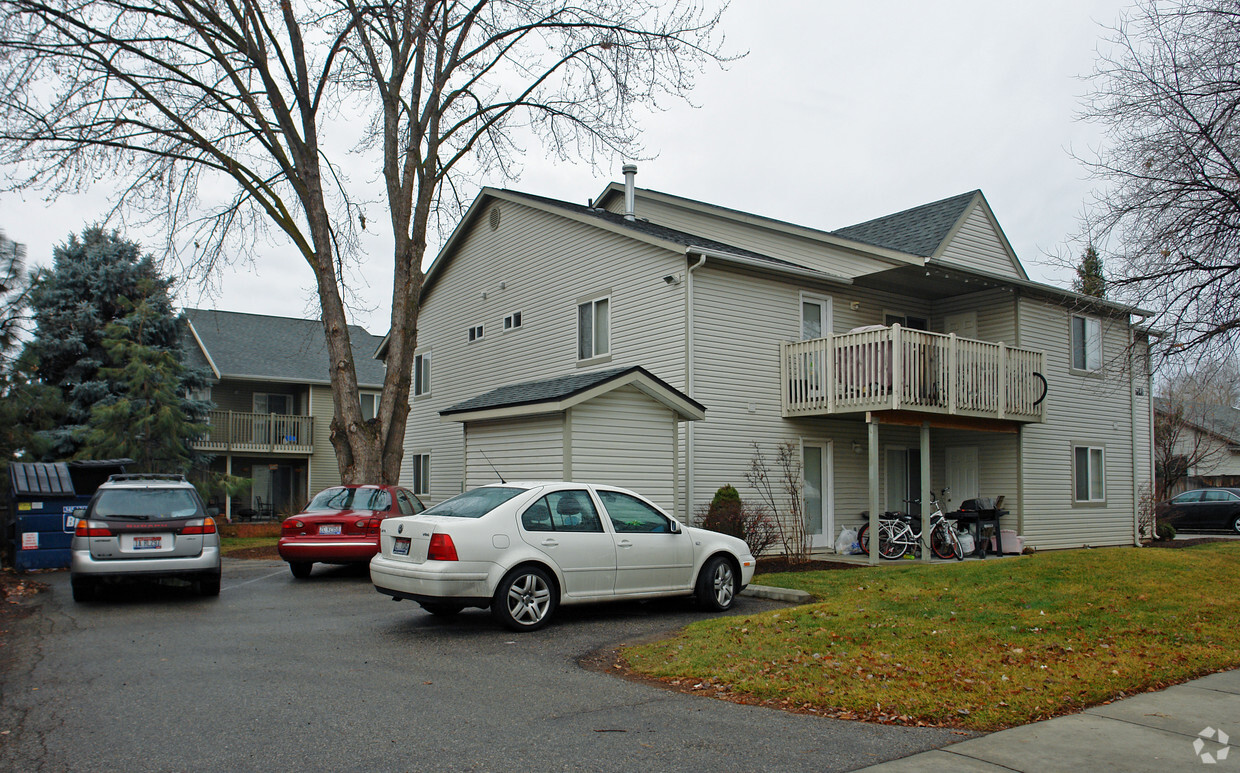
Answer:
[0,0,1132,334]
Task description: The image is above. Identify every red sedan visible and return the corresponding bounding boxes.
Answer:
[278,485,425,578]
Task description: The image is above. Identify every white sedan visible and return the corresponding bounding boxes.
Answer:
[370,482,756,631]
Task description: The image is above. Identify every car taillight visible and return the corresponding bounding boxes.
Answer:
[427,533,458,562]
[183,517,217,535]
[362,517,381,534]
[74,520,113,537]
[283,519,304,531]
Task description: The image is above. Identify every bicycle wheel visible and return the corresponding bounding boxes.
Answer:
[860,521,907,559]
[929,521,959,560]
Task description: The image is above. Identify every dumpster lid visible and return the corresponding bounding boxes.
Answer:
[10,462,76,496]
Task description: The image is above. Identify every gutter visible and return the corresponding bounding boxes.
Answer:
[685,252,707,520]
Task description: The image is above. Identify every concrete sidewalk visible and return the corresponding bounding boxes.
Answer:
[857,670,1239,772]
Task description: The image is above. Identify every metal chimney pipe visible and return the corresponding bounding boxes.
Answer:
[622,164,637,220]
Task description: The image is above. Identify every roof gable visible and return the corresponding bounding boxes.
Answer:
[831,191,979,257]
[183,308,387,387]
[440,365,705,422]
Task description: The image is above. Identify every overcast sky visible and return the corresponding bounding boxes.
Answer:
[0,0,1132,335]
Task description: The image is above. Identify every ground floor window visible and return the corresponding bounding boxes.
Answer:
[1073,445,1105,502]
[412,453,430,496]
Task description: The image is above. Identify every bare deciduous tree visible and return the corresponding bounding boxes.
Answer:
[1154,355,1239,497]
[0,1,732,483]
[744,441,809,563]
[1079,0,1240,359]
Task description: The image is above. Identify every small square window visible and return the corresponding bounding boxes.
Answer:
[467,325,484,343]
[504,311,522,330]
[360,392,379,419]
[1074,445,1105,502]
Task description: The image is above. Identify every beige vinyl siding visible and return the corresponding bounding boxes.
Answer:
[606,193,910,278]
[1017,296,1139,549]
[930,289,1017,344]
[406,199,687,504]
[307,385,343,493]
[937,206,1025,279]
[464,415,563,489]
[569,385,677,512]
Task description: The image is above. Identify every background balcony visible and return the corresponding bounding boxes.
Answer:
[194,410,314,454]
[781,325,1046,422]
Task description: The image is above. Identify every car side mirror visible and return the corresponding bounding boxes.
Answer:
[669,520,681,534]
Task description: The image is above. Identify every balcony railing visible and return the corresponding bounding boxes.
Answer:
[781,325,1046,422]
[194,411,314,454]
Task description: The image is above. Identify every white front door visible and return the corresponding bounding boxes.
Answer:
[946,446,979,509]
[803,441,833,548]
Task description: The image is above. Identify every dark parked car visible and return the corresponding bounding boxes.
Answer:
[278,485,425,578]
[1159,488,1240,533]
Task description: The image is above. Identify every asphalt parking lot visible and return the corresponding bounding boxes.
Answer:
[0,559,967,772]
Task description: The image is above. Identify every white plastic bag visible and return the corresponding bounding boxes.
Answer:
[955,527,975,556]
[835,526,858,555]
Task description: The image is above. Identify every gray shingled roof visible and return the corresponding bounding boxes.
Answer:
[183,308,387,387]
[1154,398,1240,444]
[440,365,702,416]
[831,190,979,257]
[502,190,829,275]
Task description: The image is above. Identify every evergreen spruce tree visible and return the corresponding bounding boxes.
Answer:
[80,299,206,472]
[1074,245,1106,299]
[24,227,209,463]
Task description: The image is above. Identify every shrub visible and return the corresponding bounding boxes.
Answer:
[1156,522,1177,541]
[696,484,780,557]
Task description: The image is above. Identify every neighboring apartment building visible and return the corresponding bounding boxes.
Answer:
[182,308,386,520]
[1154,398,1240,495]
[398,170,1155,552]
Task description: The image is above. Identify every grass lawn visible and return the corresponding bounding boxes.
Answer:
[622,542,1240,731]
[220,536,277,556]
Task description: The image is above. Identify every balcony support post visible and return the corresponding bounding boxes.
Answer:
[825,334,835,414]
[948,334,958,415]
[997,342,1007,419]
[867,414,880,566]
[891,324,902,411]
[920,421,932,564]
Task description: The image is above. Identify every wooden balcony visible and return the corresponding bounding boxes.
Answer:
[781,325,1046,423]
[194,410,314,454]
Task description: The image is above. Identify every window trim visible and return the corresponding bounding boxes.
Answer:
[1072,444,1106,504]
[411,453,430,496]
[359,391,381,419]
[799,292,833,341]
[413,351,431,399]
[576,294,611,362]
[467,324,484,343]
[503,311,523,332]
[1070,314,1102,373]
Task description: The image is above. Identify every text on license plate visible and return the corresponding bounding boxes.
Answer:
[318,524,342,535]
[393,538,411,556]
[134,536,162,550]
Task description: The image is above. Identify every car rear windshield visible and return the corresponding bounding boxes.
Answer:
[422,487,526,519]
[94,488,200,519]
[306,487,392,512]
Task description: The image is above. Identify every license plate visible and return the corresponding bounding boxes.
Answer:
[393,538,411,556]
[134,536,163,550]
[318,524,342,536]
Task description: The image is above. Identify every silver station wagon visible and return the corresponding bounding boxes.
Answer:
[70,474,222,601]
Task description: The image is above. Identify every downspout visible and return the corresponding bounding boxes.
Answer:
[1130,322,1140,546]
[686,251,707,519]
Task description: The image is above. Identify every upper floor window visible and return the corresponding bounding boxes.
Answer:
[504,311,523,331]
[1071,315,1101,371]
[414,352,430,397]
[468,325,484,343]
[412,453,430,496]
[360,392,380,419]
[1074,445,1105,502]
[254,393,292,415]
[577,296,610,360]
